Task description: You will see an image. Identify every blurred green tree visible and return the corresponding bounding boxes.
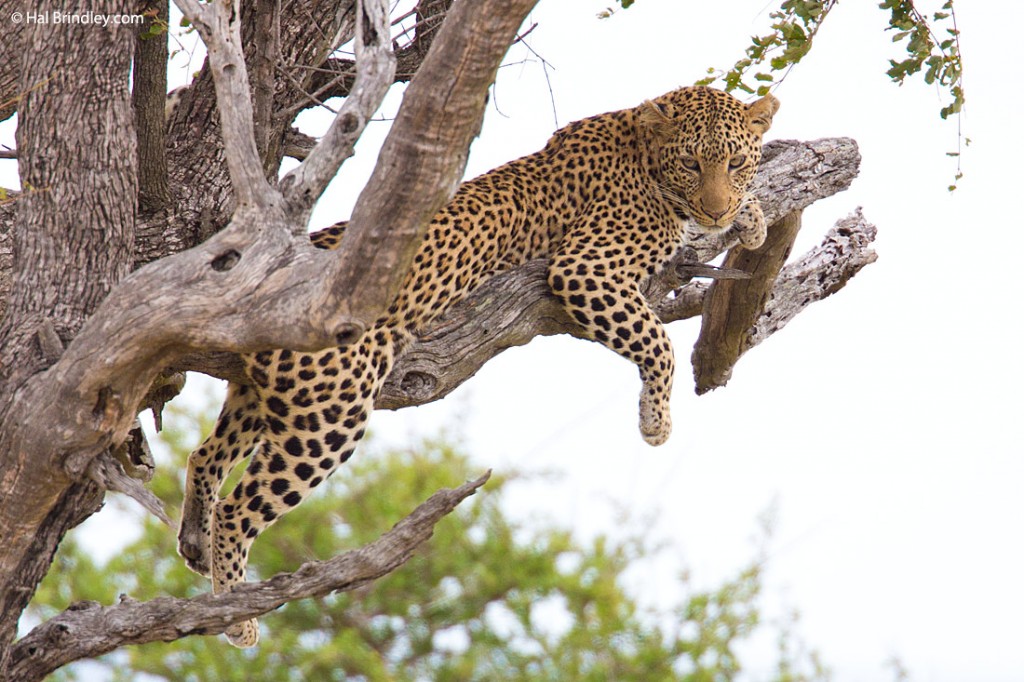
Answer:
[28,393,828,682]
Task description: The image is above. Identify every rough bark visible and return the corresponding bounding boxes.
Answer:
[133,1,170,215]
[0,1,538,675]
[748,208,878,348]
[0,0,139,668]
[0,0,24,122]
[9,473,489,682]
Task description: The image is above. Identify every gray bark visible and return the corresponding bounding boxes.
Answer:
[0,0,535,675]
[0,0,139,669]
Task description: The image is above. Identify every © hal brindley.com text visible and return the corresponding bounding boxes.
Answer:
[10,10,146,27]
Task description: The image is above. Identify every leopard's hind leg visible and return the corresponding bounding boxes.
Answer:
[178,382,264,576]
[210,331,397,647]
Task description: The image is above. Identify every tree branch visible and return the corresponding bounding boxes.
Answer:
[377,210,877,409]
[283,127,318,160]
[9,473,490,682]
[324,0,539,339]
[748,208,878,349]
[279,0,396,220]
[692,211,805,395]
[173,0,274,210]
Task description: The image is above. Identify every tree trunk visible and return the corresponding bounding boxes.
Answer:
[0,0,138,667]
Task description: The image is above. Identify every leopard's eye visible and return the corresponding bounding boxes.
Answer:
[728,154,747,170]
[681,156,700,171]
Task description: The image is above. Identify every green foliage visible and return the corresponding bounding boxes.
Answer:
[28,397,828,681]
[694,0,833,98]
[609,0,965,188]
[692,0,963,116]
[137,9,169,41]
[877,0,965,188]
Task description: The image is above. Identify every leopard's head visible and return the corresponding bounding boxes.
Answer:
[640,86,779,230]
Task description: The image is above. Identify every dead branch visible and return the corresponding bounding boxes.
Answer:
[173,0,274,210]
[8,473,489,682]
[279,0,396,220]
[748,208,878,349]
[378,208,877,409]
[692,211,805,394]
[283,127,318,160]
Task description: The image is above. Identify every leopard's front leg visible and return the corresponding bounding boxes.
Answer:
[548,253,675,446]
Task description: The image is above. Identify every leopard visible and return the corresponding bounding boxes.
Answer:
[177,86,779,647]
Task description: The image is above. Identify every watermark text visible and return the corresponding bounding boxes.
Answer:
[10,10,146,27]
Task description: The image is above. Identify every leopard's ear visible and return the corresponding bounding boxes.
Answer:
[746,94,780,135]
[638,100,676,141]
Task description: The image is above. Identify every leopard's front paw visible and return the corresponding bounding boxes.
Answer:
[639,392,672,446]
[733,194,767,250]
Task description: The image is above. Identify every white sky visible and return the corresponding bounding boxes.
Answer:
[4,0,1021,679]
[330,2,1023,679]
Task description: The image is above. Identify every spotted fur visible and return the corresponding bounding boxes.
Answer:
[178,86,779,646]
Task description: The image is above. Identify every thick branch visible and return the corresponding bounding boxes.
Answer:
[9,473,489,682]
[327,0,539,337]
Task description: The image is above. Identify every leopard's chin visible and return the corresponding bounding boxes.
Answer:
[673,206,735,232]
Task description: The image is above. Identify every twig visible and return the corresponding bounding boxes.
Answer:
[279,0,395,219]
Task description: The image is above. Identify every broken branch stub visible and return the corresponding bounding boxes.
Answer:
[692,211,805,395]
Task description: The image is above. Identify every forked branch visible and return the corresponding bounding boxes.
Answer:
[8,473,490,682]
